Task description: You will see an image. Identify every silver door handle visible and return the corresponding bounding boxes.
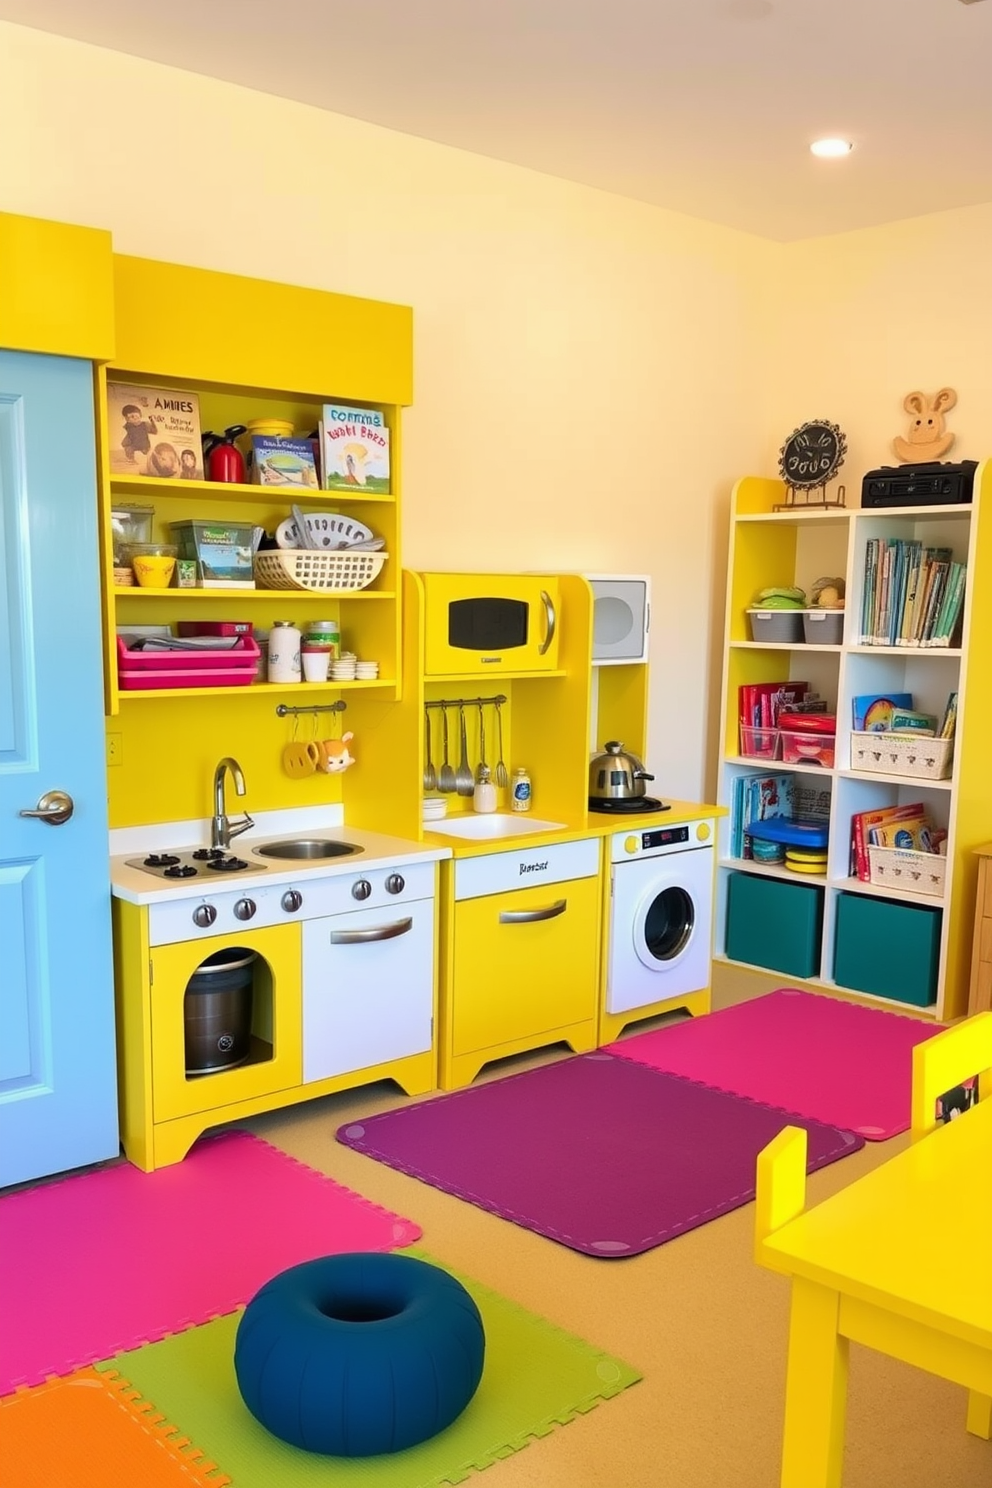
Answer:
[499,898,566,924]
[330,917,413,945]
[538,589,557,655]
[19,790,74,826]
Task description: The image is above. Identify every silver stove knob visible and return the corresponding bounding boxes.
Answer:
[281,889,303,913]
[385,873,405,895]
[192,903,217,929]
[351,878,373,901]
[234,897,257,921]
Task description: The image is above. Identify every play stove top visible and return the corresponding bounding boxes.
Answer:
[125,847,268,881]
[588,795,670,815]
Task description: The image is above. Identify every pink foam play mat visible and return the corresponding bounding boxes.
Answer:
[607,988,941,1141]
[0,1130,420,1396]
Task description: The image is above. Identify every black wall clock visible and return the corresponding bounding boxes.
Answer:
[779,420,847,489]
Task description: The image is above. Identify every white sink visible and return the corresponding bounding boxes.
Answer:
[426,813,567,840]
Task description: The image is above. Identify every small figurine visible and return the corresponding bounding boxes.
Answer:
[893,389,956,463]
[319,732,355,774]
[810,576,845,609]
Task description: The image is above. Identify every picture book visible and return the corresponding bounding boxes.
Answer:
[321,404,390,493]
[250,436,319,488]
[939,692,958,741]
[107,382,203,480]
[850,801,927,879]
[868,814,932,852]
[729,771,830,860]
[851,693,912,732]
[890,710,937,736]
[859,539,962,647]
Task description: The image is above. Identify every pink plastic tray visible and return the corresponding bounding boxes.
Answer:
[117,634,260,690]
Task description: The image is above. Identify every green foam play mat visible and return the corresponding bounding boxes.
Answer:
[95,1254,641,1487]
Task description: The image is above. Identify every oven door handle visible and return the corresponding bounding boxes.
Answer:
[538,589,557,655]
[499,898,566,925]
[330,917,413,945]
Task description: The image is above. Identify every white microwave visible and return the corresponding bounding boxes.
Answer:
[586,575,650,665]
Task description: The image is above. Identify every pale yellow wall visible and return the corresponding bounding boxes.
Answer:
[770,205,992,477]
[0,20,775,804]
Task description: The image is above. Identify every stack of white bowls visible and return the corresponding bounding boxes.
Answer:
[355,660,379,681]
[330,651,357,682]
[422,796,448,824]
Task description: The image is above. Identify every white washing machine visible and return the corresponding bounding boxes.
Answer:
[606,818,715,1016]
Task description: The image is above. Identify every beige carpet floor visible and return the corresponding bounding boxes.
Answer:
[245,1006,988,1488]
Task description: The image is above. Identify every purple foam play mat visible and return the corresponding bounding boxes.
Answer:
[337,1053,863,1257]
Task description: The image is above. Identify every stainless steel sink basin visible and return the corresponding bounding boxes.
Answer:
[254,839,362,860]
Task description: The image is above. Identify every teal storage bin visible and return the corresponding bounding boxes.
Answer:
[726,872,823,979]
[834,892,940,1007]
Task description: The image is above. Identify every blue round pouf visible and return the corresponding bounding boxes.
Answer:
[234,1253,485,1456]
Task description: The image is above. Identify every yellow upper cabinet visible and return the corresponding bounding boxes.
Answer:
[112,256,412,405]
[0,212,115,361]
[421,574,562,677]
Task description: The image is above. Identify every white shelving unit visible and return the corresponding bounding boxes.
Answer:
[714,476,990,1022]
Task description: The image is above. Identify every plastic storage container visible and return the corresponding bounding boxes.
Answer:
[833,892,941,1006]
[116,633,260,690]
[746,609,805,644]
[778,711,836,768]
[801,609,844,645]
[170,520,255,587]
[745,816,829,852]
[740,725,780,760]
[726,871,824,978]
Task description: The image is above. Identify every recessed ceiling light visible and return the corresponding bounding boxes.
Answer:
[810,138,854,159]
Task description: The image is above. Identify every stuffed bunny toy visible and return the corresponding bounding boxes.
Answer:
[319,731,355,774]
[893,388,956,463]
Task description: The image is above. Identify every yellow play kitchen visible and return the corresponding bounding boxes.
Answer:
[45,232,722,1170]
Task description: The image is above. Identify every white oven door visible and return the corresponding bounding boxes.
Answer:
[607,849,713,1014]
[302,897,435,1082]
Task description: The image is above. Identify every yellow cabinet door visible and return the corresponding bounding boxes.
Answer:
[149,923,302,1123]
[451,875,599,1055]
[421,574,561,675]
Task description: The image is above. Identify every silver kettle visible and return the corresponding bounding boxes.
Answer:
[589,740,655,802]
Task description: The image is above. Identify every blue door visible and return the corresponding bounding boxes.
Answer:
[0,351,118,1187]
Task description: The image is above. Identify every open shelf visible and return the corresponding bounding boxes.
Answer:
[836,768,953,791]
[830,874,945,908]
[118,678,395,700]
[725,754,835,776]
[847,644,962,658]
[719,857,827,887]
[729,641,843,653]
[111,475,394,505]
[114,587,395,602]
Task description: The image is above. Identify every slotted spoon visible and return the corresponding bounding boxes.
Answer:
[494,699,509,789]
[438,705,456,793]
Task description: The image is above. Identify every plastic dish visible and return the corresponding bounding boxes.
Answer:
[745,817,829,850]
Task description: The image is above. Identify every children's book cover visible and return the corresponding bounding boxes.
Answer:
[107,383,203,480]
[851,693,913,731]
[321,404,390,493]
[250,436,319,487]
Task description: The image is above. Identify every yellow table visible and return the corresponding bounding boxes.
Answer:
[757,1103,992,1488]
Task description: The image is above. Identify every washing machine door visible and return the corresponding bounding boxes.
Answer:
[634,883,695,972]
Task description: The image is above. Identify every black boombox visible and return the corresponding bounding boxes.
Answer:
[861,460,977,508]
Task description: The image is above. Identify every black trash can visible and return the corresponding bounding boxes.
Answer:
[184,948,257,1075]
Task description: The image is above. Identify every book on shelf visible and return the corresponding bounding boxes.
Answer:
[858,539,965,647]
[851,693,913,732]
[107,382,203,480]
[250,436,319,488]
[850,801,927,879]
[320,404,390,493]
[939,691,958,741]
[730,771,830,860]
[738,681,821,733]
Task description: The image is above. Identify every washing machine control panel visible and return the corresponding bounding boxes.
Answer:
[613,818,715,861]
[642,825,690,850]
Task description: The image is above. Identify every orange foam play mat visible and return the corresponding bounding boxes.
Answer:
[0,1367,230,1487]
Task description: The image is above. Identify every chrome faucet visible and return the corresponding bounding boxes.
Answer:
[211,757,254,851]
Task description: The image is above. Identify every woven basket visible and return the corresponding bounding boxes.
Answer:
[867,846,947,898]
[254,550,387,593]
[850,731,953,781]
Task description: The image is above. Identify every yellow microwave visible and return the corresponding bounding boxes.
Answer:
[420,574,561,676]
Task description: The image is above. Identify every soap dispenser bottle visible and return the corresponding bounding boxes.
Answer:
[473,764,497,814]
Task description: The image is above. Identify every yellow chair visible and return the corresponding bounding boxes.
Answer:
[911,1010,992,1439]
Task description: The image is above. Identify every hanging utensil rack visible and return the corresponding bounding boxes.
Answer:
[275,701,348,717]
[423,694,507,710]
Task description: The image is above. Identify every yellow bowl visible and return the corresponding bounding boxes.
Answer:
[132,554,176,588]
[246,417,294,439]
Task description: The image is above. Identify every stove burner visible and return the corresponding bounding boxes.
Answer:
[192,848,225,861]
[206,856,249,872]
[144,853,181,868]
[588,795,669,815]
[163,863,199,878]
